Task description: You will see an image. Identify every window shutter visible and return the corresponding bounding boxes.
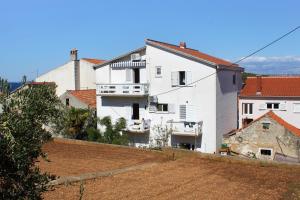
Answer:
[126,68,132,82]
[294,103,300,113]
[259,103,267,110]
[186,71,192,85]
[168,104,175,114]
[179,105,186,121]
[171,71,179,86]
[279,103,287,111]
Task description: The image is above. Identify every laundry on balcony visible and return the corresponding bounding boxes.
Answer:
[110,61,146,68]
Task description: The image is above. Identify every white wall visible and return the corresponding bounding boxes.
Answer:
[97,96,148,123]
[146,45,218,153]
[36,61,76,96]
[79,60,97,90]
[216,70,242,150]
[36,59,96,96]
[239,98,300,129]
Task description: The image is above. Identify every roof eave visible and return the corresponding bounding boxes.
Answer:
[146,39,218,68]
[94,46,146,69]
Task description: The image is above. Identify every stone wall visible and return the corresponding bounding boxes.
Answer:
[224,115,300,161]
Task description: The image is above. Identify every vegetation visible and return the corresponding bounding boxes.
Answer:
[0,80,62,199]
[99,116,128,145]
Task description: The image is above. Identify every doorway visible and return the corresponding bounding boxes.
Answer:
[133,68,140,83]
[132,103,139,120]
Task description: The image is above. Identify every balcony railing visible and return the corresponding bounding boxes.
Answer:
[126,119,151,133]
[169,121,203,136]
[96,83,149,97]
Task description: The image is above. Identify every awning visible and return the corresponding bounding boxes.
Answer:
[110,61,146,68]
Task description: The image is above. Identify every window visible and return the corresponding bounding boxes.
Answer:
[233,74,236,85]
[155,66,162,77]
[260,149,272,156]
[179,71,186,85]
[157,104,168,112]
[66,98,70,106]
[293,103,300,113]
[171,71,192,86]
[242,103,253,114]
[262,122,270,130]
[266,103,280,110]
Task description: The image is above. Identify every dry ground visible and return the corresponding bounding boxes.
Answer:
[41,139,300,200]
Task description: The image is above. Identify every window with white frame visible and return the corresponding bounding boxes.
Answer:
[157,104,168,112]
[293,103,300,113]
[171,71,192,86]
[242,103,253,114]
[155,66,162,77]
[266,103,279,110]
[260,148,272,156]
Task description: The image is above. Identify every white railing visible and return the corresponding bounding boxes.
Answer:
[96,83,149,96]
[126,119,151,133]
[169,121,203,136]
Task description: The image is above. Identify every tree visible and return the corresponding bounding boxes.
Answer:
[99,116,128,145]
[0,81,62,199]
[61,107,98,140]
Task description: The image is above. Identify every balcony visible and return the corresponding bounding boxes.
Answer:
[96,83,149,97]
[125,119,151,133]
[170,121,203,136]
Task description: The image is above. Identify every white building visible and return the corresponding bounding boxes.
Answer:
[36,49,105,96]
[239,76,300,129]
[95,39,243,153]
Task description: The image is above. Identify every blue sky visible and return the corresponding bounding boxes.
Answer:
[0,0,299,81]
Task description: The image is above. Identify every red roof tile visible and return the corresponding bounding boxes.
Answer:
[82,58,106,64]
[68,89,96,108]
[240,76,300,97]
[268,111,300,137]
[228,111,300,137]
[146,39,238,67]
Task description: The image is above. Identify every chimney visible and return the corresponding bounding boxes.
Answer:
[256,75,262,95]
[179,42,186,49]
[70,48,78,61]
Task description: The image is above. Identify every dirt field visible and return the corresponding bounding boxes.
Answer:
[38,138,167,177]
[42,139,300,200]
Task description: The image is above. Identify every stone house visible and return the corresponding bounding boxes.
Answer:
[224,111,300,163]
[60,89,96,109]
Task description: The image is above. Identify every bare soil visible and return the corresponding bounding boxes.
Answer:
[38,138,167,177]
[41,139,300,200]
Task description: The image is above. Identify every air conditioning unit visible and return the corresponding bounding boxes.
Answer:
[149,96,158,103]
[131,53,141,61]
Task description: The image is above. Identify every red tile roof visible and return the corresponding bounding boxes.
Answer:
[240,76,300,97]
[146,39,238,68]
[227,111,300,137]
[68,89,96,108]
[268,111,300,137]
[82,58,106,64]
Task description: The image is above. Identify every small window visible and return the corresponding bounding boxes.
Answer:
[242,103,253,114]
[262,122,270,130]
[155,66,162,77]
[266,103,280,110]
[179,71,186,86]
[66,98,70,106]
[233,74,236,85]
[260,149,272,156]
[157,104,168,112]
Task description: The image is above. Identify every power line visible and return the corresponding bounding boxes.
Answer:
[153,25,300,97]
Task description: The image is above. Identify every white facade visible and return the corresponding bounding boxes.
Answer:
[239,97,300,129]
[36,50,100,96]
[95,40,243,153]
